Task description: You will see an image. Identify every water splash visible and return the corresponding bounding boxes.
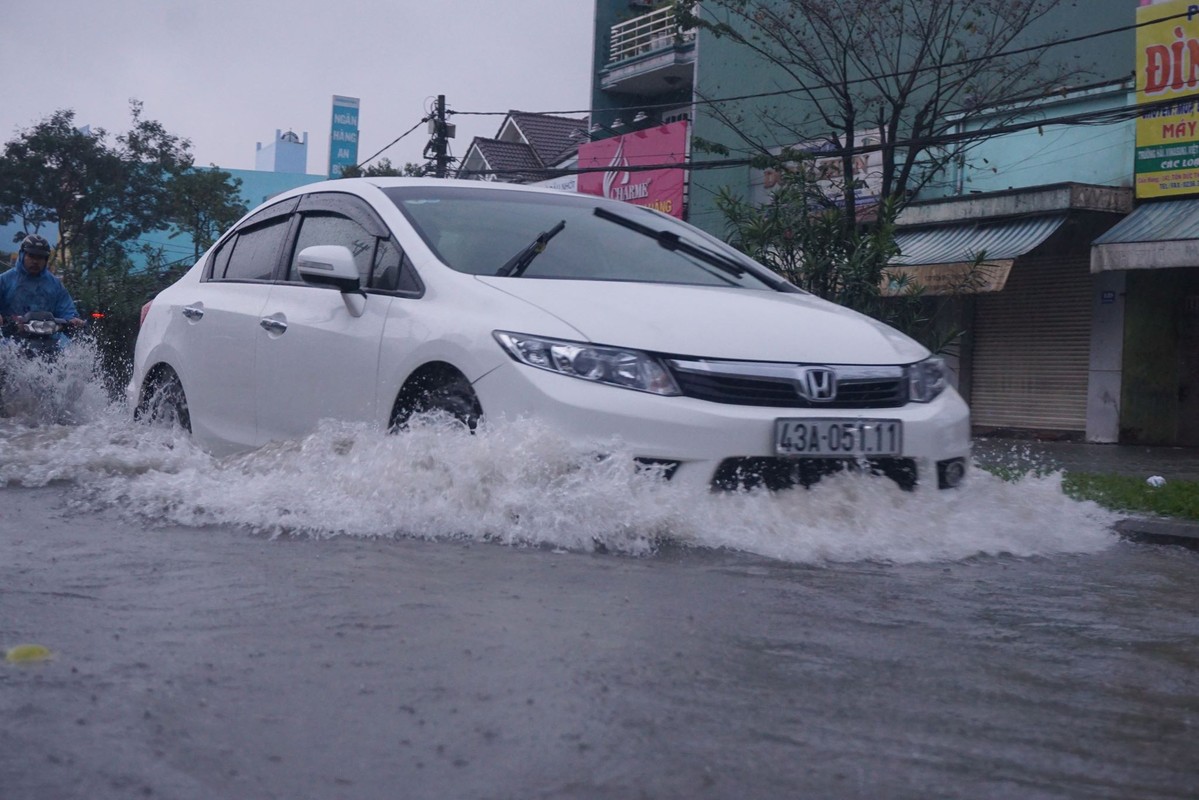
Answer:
[0,348,1118,564]
[0,336,110,426]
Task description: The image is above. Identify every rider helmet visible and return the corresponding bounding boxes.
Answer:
[19,234,52,259]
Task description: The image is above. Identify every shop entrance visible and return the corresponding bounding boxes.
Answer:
[1178,295,1199,445]
[1122,268,1199,445]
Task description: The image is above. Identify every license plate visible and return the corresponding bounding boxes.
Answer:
[775,419,902,457]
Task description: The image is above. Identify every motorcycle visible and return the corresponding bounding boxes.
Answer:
[1,310,72,359]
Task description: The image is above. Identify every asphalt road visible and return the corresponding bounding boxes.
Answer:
[3,485,1198,800]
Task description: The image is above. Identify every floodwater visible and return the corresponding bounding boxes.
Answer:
[2,342,1197,799]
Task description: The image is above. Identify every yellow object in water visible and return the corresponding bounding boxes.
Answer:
[5,644,52,663]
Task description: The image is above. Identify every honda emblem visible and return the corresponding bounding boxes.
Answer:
[797,367,837,402]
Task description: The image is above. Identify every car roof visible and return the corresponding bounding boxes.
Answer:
[271,176,580,202]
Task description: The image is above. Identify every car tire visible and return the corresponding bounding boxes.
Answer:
[390,367,482,432]
[136,368,191,434]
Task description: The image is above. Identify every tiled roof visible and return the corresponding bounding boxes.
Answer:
[457,112,586,182]
[461,138,545,182]
[509,112,587,166]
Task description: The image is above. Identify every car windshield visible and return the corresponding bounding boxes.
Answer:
[383,186,780,290]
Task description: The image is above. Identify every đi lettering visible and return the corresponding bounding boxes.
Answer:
[1145,26,1199,94]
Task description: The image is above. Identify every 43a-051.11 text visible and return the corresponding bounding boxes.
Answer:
[775,419,902,457]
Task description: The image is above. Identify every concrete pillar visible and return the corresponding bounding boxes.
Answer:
[1086,270,1126,442]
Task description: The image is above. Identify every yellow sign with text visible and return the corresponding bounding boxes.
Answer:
[1136,0,1199,197]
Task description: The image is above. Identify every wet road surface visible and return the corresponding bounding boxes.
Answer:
[3,486,1198,800]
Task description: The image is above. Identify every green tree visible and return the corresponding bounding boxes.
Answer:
[337,158,431,178]
[167,167,248,262]
[714,159,897,305]
[0,102,241,390]
[715,161,971,353]
[0,102,191,288]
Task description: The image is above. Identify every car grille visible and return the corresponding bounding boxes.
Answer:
[666,359,908,409]
[712,457,918,492]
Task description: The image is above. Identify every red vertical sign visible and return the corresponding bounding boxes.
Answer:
[577,121,688,218]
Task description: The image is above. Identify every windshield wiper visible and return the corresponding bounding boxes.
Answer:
[496,220,566,277]
[592,206,748,281]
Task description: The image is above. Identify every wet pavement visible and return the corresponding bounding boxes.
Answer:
[973,437,1199,546]
[3,485,1197,800]
[973,437,1199,482]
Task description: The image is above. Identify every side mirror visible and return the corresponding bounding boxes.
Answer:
[296,245,361,293]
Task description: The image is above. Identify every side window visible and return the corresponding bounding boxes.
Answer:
[208,235,234,280]
[288,213,375,284]
[221,216,291,281]
[371,237,421,294]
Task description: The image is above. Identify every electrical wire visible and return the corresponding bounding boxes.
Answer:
[384,7,1196,178]
[355,117,429,169]
[461,84,1199,180]
[448,7,1187,122]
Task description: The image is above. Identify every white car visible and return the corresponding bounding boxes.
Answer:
[128,178,970,491]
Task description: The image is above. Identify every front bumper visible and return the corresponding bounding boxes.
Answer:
[473,361,972,491]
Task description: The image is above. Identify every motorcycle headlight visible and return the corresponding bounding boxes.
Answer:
[908,356,948,403]
[26,320,58,335]
[494,332,680,396]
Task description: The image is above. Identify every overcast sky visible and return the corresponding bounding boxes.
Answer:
[3,0,596,174]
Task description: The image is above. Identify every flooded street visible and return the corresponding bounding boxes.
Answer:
[2,355,1197,798]
[4,486,1197,799]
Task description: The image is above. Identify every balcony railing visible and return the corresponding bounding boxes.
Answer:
[608,4,696,64]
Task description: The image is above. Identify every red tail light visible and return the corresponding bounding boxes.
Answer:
[91,311,105,320]
[139,300,153,327]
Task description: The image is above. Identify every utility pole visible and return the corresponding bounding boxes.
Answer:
[423,95,455,178]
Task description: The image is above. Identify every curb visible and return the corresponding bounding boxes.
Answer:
[1114,517,1199,548]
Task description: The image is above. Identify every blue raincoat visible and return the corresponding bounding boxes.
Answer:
[0,251,79,347]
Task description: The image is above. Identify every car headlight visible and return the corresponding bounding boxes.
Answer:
[494,332,680,396]
[908,356,948,403]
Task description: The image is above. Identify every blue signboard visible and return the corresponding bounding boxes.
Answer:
[328,95,360,179]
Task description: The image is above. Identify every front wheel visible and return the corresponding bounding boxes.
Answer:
[390,368,482,432]
[136,369,191,433]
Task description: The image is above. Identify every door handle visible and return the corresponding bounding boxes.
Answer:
[260,317,288,334]
[182,305,204,320]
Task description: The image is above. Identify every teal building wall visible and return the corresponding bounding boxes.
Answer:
[1,167,321,270]
[919,86,1135,201]
[591,0,1137,236]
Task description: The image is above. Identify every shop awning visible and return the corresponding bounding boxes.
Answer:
[885,213,1068,295]
[1091,198,1199,272]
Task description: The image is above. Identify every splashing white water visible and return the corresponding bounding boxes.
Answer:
[0,336,110,426]
[0,348,1118,564]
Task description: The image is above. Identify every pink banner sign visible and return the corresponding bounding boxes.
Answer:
[577,121,688,218]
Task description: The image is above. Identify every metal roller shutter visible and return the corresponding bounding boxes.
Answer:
[970,253,1092,431]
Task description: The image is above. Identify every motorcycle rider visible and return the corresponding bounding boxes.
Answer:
[0,235,85,341]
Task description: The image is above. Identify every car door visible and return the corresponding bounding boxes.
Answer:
[254,193,394,442]
[179,198,297,451]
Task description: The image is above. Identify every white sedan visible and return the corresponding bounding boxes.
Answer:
[128,178,970,491]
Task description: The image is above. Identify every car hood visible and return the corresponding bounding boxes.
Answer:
[475,278,929,365]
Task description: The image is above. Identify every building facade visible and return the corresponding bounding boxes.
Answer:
[255,129,309,174]
[586,0,1182,443]
[1087,0,1199,445]
[888,80,1137,442]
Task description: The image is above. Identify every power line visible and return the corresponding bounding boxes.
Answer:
[463,86,1199,180]
[355,117,429,169]
[449,7,1182,122]
[377,9,1191,177]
